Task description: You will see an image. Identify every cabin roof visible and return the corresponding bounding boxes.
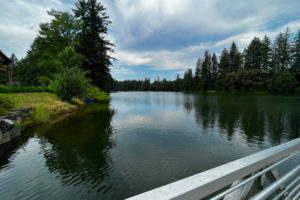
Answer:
[0,50,11,64]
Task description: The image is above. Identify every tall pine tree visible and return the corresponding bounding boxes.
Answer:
[244,37,262,70]
[272,28,291,72]
[261,35,272,75]
[200,50,211,92]
[194,57,202,90]
[291,30,300,82]
[73,0,114,91]
[219,48,230,78]
[211,53,218,83]
[229,42,242,72]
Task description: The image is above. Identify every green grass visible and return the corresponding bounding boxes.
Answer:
[0,95,14,116]
[0,92,84,127]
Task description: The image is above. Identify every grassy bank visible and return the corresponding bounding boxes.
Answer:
[0,92,109,128]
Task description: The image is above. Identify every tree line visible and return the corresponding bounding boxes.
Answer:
[10,0,114,93]
[112,28,300,94]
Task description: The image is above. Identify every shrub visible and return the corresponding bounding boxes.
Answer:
[215,78,228,91]
[37,76,51,85]
[225,69,265,91]
[267,71,297,94]
[49,66,90,101]
[0,85,50,93]
[85,84,111,102]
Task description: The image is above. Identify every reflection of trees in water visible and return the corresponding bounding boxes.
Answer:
[38,104,115,193]
[183,95,300,144]
[0,136,31,169]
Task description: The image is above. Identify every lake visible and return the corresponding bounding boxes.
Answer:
[0,92,300,200]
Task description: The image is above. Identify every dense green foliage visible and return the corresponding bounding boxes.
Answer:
[85,85,111,101]
[267,72,297,94]
[10,0,113,97]
[0,85,49,93]
[49,66,90,101]
[47,46,110,102]
[226,69,265,91]
[113,28,300,94]
[13,10,79,84]
[37,76,51,86]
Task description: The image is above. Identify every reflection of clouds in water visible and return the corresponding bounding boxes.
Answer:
[1,93,300,200]
[112,92,300,145]
[112,92,186,108]
[113,111,193,132]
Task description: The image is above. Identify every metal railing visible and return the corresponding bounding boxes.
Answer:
[126,138,300,200]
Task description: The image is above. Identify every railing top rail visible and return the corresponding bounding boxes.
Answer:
[126,138,300,200]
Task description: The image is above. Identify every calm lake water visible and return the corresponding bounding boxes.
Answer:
[0,92,300,200]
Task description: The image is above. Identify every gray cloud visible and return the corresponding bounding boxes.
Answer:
[1,0,300,74]
[0,0,72,58]
[105,0,300,71]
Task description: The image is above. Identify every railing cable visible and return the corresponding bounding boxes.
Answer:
[211,151,300,200]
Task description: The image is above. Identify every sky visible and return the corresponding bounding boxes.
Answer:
[1,0,300,81]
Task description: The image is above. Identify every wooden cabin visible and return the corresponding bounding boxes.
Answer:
[0,50,12,84]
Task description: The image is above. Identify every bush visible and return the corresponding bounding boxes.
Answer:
[215,78,228,91]
[37,76,51,85]
[49,66,90,101]
[0,85,50,93]
[85,84,111,102]
[225,69,265,91]
[268,71,297,94]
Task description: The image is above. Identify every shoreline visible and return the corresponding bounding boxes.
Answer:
[0,92,110,148]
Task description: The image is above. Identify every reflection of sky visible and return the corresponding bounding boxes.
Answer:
[107,92,300,196]
[109,92,267,194]
[1,92,300,200]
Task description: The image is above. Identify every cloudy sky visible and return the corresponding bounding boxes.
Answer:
[1,0,300,80]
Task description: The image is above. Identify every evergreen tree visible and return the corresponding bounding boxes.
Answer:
[175,74,183,91]
[291,30,300,82]
[200,50,211,91]
[261,35,272,75]
[194,57,202,90]
[219,48,230,78]
[272,28,291,72]
[229,42,242,72]
[244,37,262,70]
[183,69,193,91]
[14,46,47,85]
[10,53,18,71]
[211,53,218,83]
[73,0,114,91]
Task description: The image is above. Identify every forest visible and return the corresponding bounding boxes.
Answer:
[112,28,300,94]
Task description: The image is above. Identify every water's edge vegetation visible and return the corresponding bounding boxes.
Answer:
[0,91,110,128]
